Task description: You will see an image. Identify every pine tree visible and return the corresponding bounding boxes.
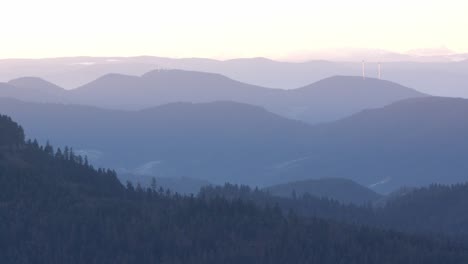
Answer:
[44,141,54,156]
[64,146,70,160]
[151,177,157,191]
[55,148,63,159]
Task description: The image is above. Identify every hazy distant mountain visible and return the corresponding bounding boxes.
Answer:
[0,98,313,185]
[71,70,425,123]
[282,76,426,123]
[1,97,467,192]
[1,70,425,124]
[0,57,163,89]
[68,70,279,110]
[0,57,353,89]
[0,78,67,103]
[278,96,468,193]
[1,56,468,97]
[288,47,467,63]
[264,178,382,205]
[8,77,65,94]
[2,113,464,263]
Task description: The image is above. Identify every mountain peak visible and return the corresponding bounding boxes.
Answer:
[8,77,65,93]
[73,73,141,93]
[297,75,427,97]
[309,75,413,87]
[94,73,138,81]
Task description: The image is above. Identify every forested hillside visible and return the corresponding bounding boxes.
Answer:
[1,115,468,263]
[201,183,468,239]
[2,96,468,193]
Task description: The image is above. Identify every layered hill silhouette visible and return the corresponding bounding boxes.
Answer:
[0,98,313,186]
[2,56,468,97]
[279,96,468,192]
[1,96,468,192]
[0,77,68,103]
[2,113,467,263]
[283,76,426,123]
[264,178,382,205]
[204,182,468,238]
[9,76,65,94]
[68,70,279,110]
[0,69,426,124]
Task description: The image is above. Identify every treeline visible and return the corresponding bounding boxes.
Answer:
[200,183,468,239]
[381,183,468,236]
[199,183,373,224]
[1,114,468,263]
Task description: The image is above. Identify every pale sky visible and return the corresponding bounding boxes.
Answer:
[1,0,468,60]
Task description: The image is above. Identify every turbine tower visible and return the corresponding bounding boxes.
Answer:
[362,60,366,80]
[378,62,382,80]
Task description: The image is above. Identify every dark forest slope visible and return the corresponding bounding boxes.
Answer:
[0,115,467,263]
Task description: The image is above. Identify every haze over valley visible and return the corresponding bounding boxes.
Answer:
[2,0,468,262]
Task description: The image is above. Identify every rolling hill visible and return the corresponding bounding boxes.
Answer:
[68,70,279,110]
[1,113,466,263]
[69,71,428,123]
[285,76,426,123]
[0,70,426,124]
[0,81,57,104]
[1,96,467,192]
[0,98,313,186]
[8,76,66,95]
[2,56,468,97]
[278,96,468,192]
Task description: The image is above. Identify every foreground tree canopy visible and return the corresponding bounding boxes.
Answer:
[1,114,468,264]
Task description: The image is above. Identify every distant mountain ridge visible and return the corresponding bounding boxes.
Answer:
[0,96,468,192]
[283,76,426,123]
[277,96,468,192]
[0,69,427,124]
[0,76,68,104]
[8,77,65,94]
[2,112,466,263]
[0,98,314,186]
[1,56,468,97]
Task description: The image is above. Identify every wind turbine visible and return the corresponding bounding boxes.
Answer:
[378,62,382,80]
[362,60,366,80]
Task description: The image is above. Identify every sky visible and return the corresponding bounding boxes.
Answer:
[1,0,468,60]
